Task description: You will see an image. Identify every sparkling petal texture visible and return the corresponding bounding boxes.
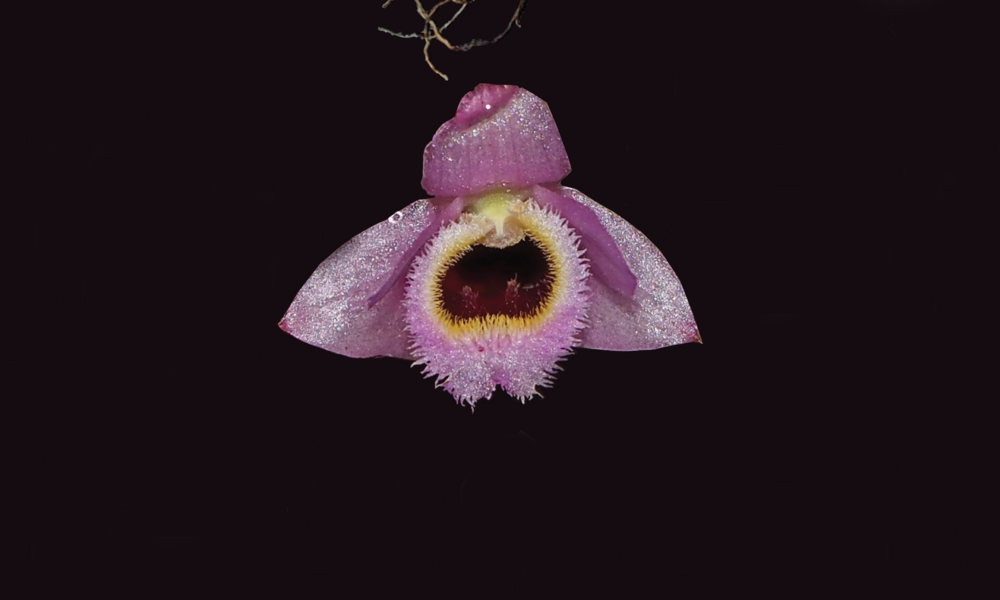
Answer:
[366,196,465,309]
[421,84,572,197]
[279,199,434,358]
[532,184,638,298]
[404,201,590,409]
[279,84,700,408]
[563,187,701,350]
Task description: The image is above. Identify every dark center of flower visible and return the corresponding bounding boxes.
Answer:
[440,237,554,320]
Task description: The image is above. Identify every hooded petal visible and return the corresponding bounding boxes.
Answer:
[421,84,572,197]
[278,199,435,359]
[560,187,701,350]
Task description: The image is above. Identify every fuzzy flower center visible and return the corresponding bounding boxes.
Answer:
[404,191,590,405]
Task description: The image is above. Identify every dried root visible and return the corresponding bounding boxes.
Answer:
[379,0,528,80]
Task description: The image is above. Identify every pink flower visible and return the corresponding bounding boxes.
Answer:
[279,84,700,410]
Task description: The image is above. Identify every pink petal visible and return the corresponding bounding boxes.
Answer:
[366,196,466,309]
[532,184,638,298]
[278,199,436,359]
[421,84,572,197]
[560,187,701,351]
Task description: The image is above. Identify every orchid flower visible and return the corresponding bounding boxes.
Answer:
[279,84,700,410]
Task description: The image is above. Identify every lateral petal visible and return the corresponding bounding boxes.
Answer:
[366,196,466,309]
[278,199,436,359]
[532,184,638,298]
[560,187,701,351]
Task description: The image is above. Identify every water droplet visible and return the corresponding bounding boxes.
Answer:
[388,211,403,224]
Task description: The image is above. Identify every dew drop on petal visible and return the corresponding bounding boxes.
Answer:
[388,211,403,224]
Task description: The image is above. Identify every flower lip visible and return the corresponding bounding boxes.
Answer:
[420,194,573,337]
[404,196,591,405]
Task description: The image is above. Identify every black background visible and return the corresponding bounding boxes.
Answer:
[36,0,989,595]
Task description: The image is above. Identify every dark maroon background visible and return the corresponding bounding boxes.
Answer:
[36,0,987,594]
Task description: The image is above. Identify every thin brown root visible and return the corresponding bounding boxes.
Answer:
[379,0,528,80]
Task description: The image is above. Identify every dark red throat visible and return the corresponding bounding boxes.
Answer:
[439,238,553,320]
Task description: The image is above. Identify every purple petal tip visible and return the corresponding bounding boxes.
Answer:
[453,84,518,128]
